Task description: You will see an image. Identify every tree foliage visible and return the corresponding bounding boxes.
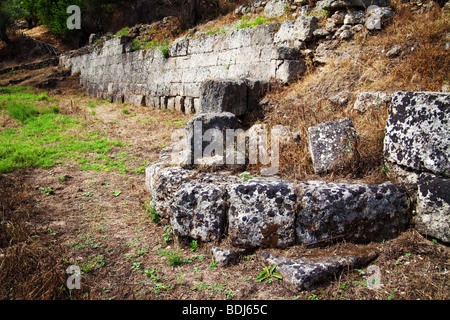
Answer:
[0,0,25,42]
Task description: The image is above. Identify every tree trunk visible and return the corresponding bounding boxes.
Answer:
[0,25,11,44]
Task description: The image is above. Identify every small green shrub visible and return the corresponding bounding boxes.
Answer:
[255,265,282,283]
[143,202,160,223]
[5,101,38,123]
[115,27,130,37]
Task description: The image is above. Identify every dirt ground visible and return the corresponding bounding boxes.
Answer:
[0,69,449,301]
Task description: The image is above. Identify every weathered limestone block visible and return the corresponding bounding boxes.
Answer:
[211,247,249,267]
[296,16,318,42]
[123,94,145,106]
[296,181,410,246]
[169,38,188,57]
[175,96,185,112]
[384,91,450,177]
[365,6,393,30]
[343,10,366,25]
[275,59,306,83]
[250,23,277,46]
[244,78,270,111]
[181,112,239,168]
[167,97,176,111]
[198,79,247,115]
[271,46,302,60]
[228,28,253,49]
[170,181,228,242]
[148,166,193,218]
[145,161,168,195]
[227,178,297,249]
[413,173,450,243]
[274,20,297,44]
[353,92,391,113]
[258,249,378,291]
[307,117,358,174]
[317,0,391,11]
[264,0,289,18]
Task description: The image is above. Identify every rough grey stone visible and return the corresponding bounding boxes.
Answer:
[199,79,247,116]
[384,91,450,177]
[181,112,239,168]
[307,117,358,174]
[339,29,354,40]
[244,78,270,111]
[271,47,302,60]
[365,6,393,30]
[317,0,391,11]
[413,173,450,243]
[264,0,289,18]
[274,20,297,43]
[170,181,228,242]
[258,249,378,291]
[227,178,297,249]
[211,247,249,267]
[296,181,410,246]
[353,92,391,113]
[313,28,330,38]
[296,16,318,41]
[386,45,402,58]
[344,10,365,25]
[275,59,306,83]
[149,166,193,218]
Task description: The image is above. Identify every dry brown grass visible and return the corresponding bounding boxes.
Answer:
[0,174,70,300]
[262,1,449,183]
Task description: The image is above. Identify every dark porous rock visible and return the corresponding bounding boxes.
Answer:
[227,178,297,249]
[296,181,410,246]
[170,181,228,242]
[413,173,450,243]
[307,117,358,174]
[384,91,450,177]
[199,78,248,116]
[149,166,193,219]
[258,248,378,291]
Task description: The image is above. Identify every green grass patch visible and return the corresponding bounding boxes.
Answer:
[131,38,170,58]
[115,27,130,37]
[0,88,125,174]
[236,15,271,30]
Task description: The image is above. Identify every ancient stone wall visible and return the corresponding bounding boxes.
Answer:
[59,19,316,113]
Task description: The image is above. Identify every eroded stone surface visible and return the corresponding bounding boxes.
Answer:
[307,117,358,174]
[353,92,391,113]
[297,181,410,246]
[211,247,249,267]
[181,112,238,169]
[149,166,193,218]
[199,79,248,116]
[258,249,378,291]
[384,91,450,177]
[227,178,297,249]
[170,181,228,242]
[413,173,450,243]
[317,0,391,11]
